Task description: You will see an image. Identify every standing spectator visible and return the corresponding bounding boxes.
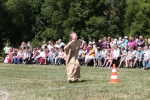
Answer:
[124,36,129,45]
[121,38,127,50]
[3,43,11,57]
[128,36,137,48]
[41,41,47,49]
[58,39,66,48]
[102,37,109,48]
[97,39,103,50]
[20,42,27,49]
[27,41,32,49]
[47,41,53,51]
[117,37,123,48]
[79,37,86,49]
[110,38,116,48]
[55,41,61,48]
[137,36,145,48]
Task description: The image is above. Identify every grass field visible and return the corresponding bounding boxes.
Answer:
[0,64,150,100]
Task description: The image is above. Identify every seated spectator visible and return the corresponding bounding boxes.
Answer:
[102,49,110,67]
[78,47,86,65]
[112,45,120,67]
[124,36,129,45]
[48,48,56,65]
[125,47,136,68]
[94,47,102,66]
[118,47,127,68]
[84,44,95,66]
[144,58,150,70]
[13,49,23,64]
[104,49,114,68]
[101,47,108,66]
[58,39,66,48]
[39,49,46,65]
[34,52,40,65]
[143,45,150,68]
[134,46,143,68]
[56,48,66,65]
[22,49,31,64]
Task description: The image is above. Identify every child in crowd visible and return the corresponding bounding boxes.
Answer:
[125,46,135,68]
[102,49,111,67]
[118,47,127,68]
[94,47,102,66]
[101,47,108,66]
[104,49,114,68]
[134,46,143,68]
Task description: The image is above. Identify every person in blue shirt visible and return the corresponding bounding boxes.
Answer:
[94,47,102,66]
[144,58,150,70]
[124,36,128,46]
[134,46,143,68]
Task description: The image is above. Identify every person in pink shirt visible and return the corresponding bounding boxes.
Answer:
[104,49,114,68]
[128,36,137,48]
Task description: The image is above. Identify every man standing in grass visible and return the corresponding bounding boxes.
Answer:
[64,32,83,83]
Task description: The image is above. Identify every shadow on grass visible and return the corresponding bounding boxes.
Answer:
[69,80,93,84]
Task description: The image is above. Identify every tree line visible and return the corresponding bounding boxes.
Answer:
[0,0,150,54]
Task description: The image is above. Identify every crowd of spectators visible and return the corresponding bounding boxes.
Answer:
[3,36,150,70]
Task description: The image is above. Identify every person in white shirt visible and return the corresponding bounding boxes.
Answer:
[47,41,53,51]
[125,46,136,68]
[113,45,120,67]
[39,49,46,65]
[55,41,61,48]
[41,41,47,49]
[101,47,108,66]
[117,37,123,48]
[56,48,66,65]
[143,45,150,67]
[3,43,11,57]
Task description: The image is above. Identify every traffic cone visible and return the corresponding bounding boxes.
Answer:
[109,64,119,83]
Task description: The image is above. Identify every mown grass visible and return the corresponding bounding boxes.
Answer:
[0,63,150,100]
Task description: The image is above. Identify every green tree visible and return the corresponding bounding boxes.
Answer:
[124,0,150,37]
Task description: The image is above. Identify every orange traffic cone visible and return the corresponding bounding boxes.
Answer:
[109,64,119,83]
